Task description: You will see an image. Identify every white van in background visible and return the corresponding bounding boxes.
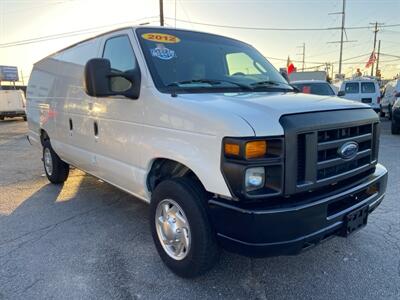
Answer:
[381,79,400,119]
[26,27,387,278]
[0,89,27,121]
[338,78,381,112]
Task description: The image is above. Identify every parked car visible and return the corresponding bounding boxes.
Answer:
[391,99,400,134]
[288,71,327,82]
[26,27,388,278]
[0,89,27,121]
[380,79,400,119]
[291,80,336,96]
[338,78,381,112]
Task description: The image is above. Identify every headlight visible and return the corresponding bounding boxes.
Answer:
[221,137,284,200]
[245,167,265,191]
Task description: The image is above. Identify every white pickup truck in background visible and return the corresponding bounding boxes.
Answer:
[0,89,27,121]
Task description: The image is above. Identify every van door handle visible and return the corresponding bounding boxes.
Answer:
[93,121,99,141]
[69,118,73,136]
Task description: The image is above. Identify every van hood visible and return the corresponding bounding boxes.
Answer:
[177,92,369,136]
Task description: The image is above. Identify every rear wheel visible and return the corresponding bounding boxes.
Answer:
[150,178,220,278]
[42,140,69,183]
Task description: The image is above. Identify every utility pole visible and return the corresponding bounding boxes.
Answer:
[327,0,356,78]
[297,43,305,71]
[20,70,24,86]
[159,0,164,26]
[370,22,383,76]
[338,0,346,76]
[375,40,381,77]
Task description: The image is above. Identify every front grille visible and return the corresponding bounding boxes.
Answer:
[316,124,373,181]
[280,109,380,195]
[296,122,378,188]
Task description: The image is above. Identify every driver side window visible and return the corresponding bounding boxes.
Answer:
[103,35,137,92]
[103,35,136,72]
[226,52,266,76]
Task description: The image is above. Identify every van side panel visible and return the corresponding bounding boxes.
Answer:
[26,64,58,147]
[27,38,102,169]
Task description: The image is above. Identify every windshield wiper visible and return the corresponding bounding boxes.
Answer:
[250,80,285,86]
[167,79,252,90]
[250,80,295,91]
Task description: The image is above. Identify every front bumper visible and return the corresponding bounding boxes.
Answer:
[0,110,26,118]
[208,164,388,257]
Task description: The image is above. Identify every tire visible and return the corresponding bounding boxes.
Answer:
[42,140,69,184]
[379,108,385,118]
[23,116,27,121]
[391,119,400,135]
[150,177,220,278]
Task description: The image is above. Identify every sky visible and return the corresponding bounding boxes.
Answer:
[0,0,399,84]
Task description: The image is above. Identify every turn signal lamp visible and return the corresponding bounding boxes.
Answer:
[224,143,240,157]
[245,141,267,159]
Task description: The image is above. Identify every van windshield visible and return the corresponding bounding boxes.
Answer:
[136,28,292,94]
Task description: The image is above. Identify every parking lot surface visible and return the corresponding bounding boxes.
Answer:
[0,119,399,300]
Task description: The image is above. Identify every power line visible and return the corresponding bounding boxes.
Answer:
[380,53,400,59]
[0,16,159,48]
[166,17,400,31]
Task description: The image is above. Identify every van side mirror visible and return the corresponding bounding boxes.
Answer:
[84,58,141,99]
[337,91,345,97]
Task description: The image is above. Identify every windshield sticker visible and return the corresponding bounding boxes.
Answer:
[142,33,180,43]
[150,44,176,60]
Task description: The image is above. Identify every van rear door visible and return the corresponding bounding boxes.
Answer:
[0,90,24,112]
[360,82,378,105]
[343,82,360,101]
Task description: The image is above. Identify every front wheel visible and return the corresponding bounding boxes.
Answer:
[150,178,220,278]
[43,140,69,184]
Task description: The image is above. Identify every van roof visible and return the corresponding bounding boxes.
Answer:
[290,80,328,84]
[343,77,378,83]
[34,26,246,65]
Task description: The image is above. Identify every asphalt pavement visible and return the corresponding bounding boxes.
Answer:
[0,118,399,300]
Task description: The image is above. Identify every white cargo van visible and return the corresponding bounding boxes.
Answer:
[0,88,26,121]
[26,27,388,277]
[381,79,400,119]
[338,78,381,112]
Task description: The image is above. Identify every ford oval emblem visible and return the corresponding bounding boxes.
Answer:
[338,142,359,160]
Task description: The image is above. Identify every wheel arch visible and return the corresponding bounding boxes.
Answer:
[146,158,207,195]
[40,129,50,146]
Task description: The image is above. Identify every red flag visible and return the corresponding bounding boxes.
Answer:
[287,56,295,75]
[365,52,376,68]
